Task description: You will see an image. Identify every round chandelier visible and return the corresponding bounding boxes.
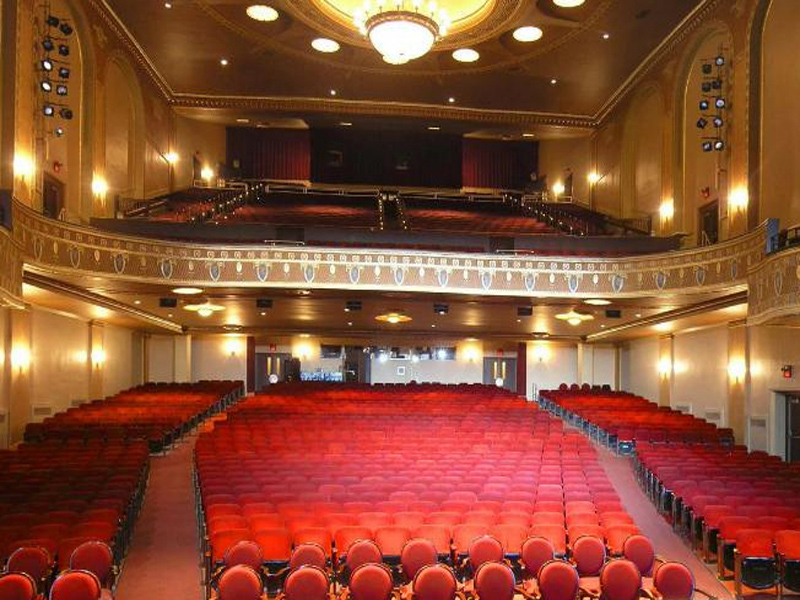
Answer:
[355,2,450,65]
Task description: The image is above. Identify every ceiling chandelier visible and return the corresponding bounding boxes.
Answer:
[355,1,451,65]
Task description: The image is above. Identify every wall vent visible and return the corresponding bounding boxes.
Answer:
[0,410,6,424]
[70,399,85,408]
[748,415,768,452]
[674,404,692,414]
[704,409,723,425]
[31,404,54,418]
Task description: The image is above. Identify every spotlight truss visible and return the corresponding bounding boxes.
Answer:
[698,46,728,153]
[37,5,74,136]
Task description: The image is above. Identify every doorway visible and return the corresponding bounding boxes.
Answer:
[254,352,292,390]
[698,200,719,246]
[787,395,800,462]
[43,173,65,219]
[483,357,517,392]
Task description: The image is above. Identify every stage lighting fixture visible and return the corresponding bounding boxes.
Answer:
[702,63,712,75]
[713,117,723,128]
[59,22,73,35]
[59,67,70,79]
[42,37,55,51]
[41,59,53,71]
[699,100,709,111]
[46,15,60,26]
[54,127,64,137]
[714,140,725,151]
[59,107,73,119]
[702,141,713,152]
[43,105,55,116]
[712,79,722,90]
[701,82,712,93]
[56,84,67,96]
[715,97,726,109]
[40,80,52,92]
[58,44,69,56]
[715,55,725,66]
[696,117,708,129]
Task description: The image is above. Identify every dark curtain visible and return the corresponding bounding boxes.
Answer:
[462,139,539,190]
[310,128,462,188]
[226,128,311,180]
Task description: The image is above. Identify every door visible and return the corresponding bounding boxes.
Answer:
[483,357,517,392]
[43,174,65,219]
[344,346,367,383]
[787,395,800,462]
[698,200,719,246]
[255,352,292,390]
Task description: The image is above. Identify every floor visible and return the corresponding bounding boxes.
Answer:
[112,420,740,600]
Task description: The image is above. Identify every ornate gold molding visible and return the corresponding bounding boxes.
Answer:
[13,200,766,300]
[0,227,25,309]
[747,246,800,325]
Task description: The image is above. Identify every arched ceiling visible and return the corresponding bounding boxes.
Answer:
[104,0,706,130]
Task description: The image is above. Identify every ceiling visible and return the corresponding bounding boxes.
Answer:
[23,269,747,343]
[106,0,705,132]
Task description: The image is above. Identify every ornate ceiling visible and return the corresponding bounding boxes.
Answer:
[103,0,706,130]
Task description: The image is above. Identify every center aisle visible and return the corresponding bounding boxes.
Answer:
[115,433,203,600]
[595,445,732,600]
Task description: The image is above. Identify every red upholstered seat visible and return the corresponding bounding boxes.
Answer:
[400,538,438,580]
[283,565,329,600]
[472,561,515,600]
[216,565,264,600]
[537,560,580,600]
[411,564,459,600]
[222,540,264,572]
[347,563,394,600]
[0,572,37,600]
[49,569,103,600]
[651,562,695,600]
[599,559,642,600]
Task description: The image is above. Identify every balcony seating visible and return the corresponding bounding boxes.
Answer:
[48,570,103,600]
[0,572,38,600]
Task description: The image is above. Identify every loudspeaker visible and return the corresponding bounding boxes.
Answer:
[256,298,273,309]
[159,297,177,308]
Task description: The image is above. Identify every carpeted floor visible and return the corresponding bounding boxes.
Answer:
[115,434,203,600]
[595,445,733,600]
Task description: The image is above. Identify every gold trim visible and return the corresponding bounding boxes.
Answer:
[0,227,25,309]
[747,245,800,325]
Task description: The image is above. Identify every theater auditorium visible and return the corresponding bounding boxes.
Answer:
[2,0,800,599]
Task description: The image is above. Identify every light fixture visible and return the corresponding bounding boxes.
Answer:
[235,118,250,124]
[59,107,73,119]
[602,32,610,40]
[436,349,447,360]
[378,352,389,363]
[200,167,214,181]
[225,338,243,357]
[184,301,226,317]
[513,26,543,42]
[10,347,31,371]
[556,310,594,326]
[553,0,585,6]
[91,348,106,366]
[714,140,725,151]
[375,311,412,324]
[91,177,108,196]
[41,58,53,71]
[340,121,353,127]
[59,22,72,35]
[41,80,53,92]
[54,127,64,137]
[699,100,709,111]
[728,358,746,382]
[532,343,550,363]
[729,187,748,213]
[13,155,34,180]
[330,89,337,96]
[658,357,672,378]
[550,78,557,85]
[702,141,713,153]
[448,97,455,103]
[164,152,179,164]
[715,55,725,66]
[653,322,672,332]
[587,172,601,185]
[452,48,479,63]
[715,97,726,109]
[220,58,229,66]
[659,198,675,221]
[246,4,278,21]
[696,117,707,129]
[522,133,535,138]
[427,126,440,131]
[43,105,55,117]
[355,1,449,65]
[583,299,611,306]
[59,66,70,78]
[164,2,172,8]
[311,38,340,53]
[56,84,67,96]
[172,287,203,295]
[552,182,565,196]
[134,300,141,305]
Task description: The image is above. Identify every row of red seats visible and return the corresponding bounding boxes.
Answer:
[24,380,242,451]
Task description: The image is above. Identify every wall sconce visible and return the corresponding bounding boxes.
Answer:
[294,340,313,360]
[13,154,35,182]
[728,187,748,214]
[587,172,602,185]
[727,358,746,383]
[91,176,108,197]
[657,357,672,378]
[200,167,215,182]
[532,343,550,363]
[224,338,243,357]
[659,198,675,223]
[90,348,106,367]
[163,152,179,165]
[462,345,481,363]
[10,346,31,372]
[552,181,565,197]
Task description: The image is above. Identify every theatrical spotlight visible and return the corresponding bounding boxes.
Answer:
[41,58,53,71]
[56,84,68,96]
[702,63,712,75]
[713,117,723,128]
[702,141,713,152]
[43,105,55,117]
[54,127,65,137]
[715,55,725,66]
[42,37,55,51]
[59,67,70,79]
[46,15,60,27]
[59,107,73,119]
[701,82,712,93]
[714,140,725,151]
[699,100,709,111]
[41,80,53,92]
[58,44,69,56]
[696,117,708,129]
[715,97,726,109]
[59,22,73,35]
[712,79,722,90]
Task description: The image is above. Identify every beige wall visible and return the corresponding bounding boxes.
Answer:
[537,137,593,204]
[528,343,578,395]
[370,341,485,386]
[146,335,176,382]
[671,326,729,422]
[620,337,659,403]
[174,116,227,189]
[102,324,136,396]
[191,335,247,383]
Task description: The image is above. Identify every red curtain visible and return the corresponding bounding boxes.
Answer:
[462,138,538,190]
[227,128,311,181]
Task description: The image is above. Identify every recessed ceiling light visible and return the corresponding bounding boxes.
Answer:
[133,300,141,305]
[312,38,340,53]
[448,97,455,103]
[375,311,412,324]
[220,58,228,66]
[330,89,337,96]
[556,310,594,326]
[428,126,440,131]
[184,301,226,317]
[600,324,606,328]
[260,311,266,316]
[246,5,278,21]
[236,118,250,123]
[172,287,203,295]
[602,32,610,40]
[635,313,642,318]
[553,0,585,7]
[167,313,173,318]
[654,322,672,332]
[164,2,172,8]
[452,48,480,63]
[550,78,558,85]
[584,298,611,306]
[513,26,543,43]
[522,133,535,138]
[340,121,353,126]
[431,324,436,328]
[299,333,310,338]
[347,321,353,326]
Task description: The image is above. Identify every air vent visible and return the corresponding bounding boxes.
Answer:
[31,404,54,418]
[0,410,6,424]
[517,306,533,317]
[705,409,723,425]
[748,415,768,452]
[256,298,273,309]
[433,303,449,315]
[70,399,84,408]
[159,297,178,308]
[674,404,692,414]
[345,300,362,312]
[605,309,622,319]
